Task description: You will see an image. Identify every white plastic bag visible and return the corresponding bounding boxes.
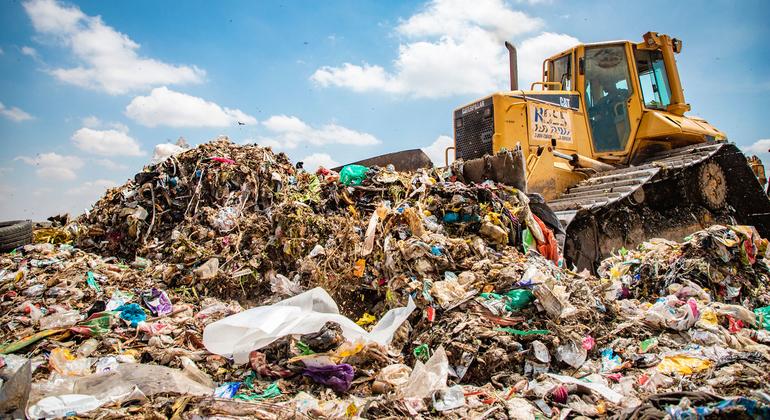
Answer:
[644,296,699,331]
[203,287,415,364]
[27,394,102,419]
[402,346,449,398]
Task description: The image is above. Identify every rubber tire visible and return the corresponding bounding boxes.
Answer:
[0,220,33,252]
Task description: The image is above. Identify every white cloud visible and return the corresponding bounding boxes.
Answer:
[263,114,310,132]
[94,158,128,170]
[23,0,205,94]
[21,46,38,58]
[81,115,129,132]
[71,127,144,156]
[82,115,101,128]
[0,102,33,122]
[125,87,257,128]
[15,152,84,180]
[744,139,770,154]
[397,0,542,40]
[311,0,577,98]
[517,32,580,87]
[257,115,380,149]
[65,179,117,196]
[300,153,340,171]
[0,47,4,55]
[422,135,454,167]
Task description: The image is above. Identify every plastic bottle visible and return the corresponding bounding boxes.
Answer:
[77,339,99,357]
[23,284,45,297]
[40,310,82,330]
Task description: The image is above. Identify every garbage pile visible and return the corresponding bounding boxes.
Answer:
[75,137,559,303]
[599,224,770,306]
[1,137,770,418]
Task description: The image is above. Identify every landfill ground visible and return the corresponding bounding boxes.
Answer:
[1,137,770,419]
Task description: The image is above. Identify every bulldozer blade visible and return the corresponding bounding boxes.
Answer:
[332,149,433,172]
[452,148,528,192]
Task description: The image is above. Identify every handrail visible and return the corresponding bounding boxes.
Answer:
[530,81,563,91]
[444,146,455,168]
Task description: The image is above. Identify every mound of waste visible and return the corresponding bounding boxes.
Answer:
[1,137,769,418]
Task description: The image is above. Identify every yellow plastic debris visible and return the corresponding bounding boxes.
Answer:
[353,259,366,277]
[656,355,713,375]
[356,313,377,326]
[699,308,718,327]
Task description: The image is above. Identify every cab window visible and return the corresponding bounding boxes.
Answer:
[635,49,671,110]
[584,45,633,152]
[549,54,571,90]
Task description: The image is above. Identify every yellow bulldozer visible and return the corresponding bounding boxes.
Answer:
[343,31,770,270]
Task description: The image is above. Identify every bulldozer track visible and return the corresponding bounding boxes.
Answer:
[551,142,770,270]
[551,142,723,216]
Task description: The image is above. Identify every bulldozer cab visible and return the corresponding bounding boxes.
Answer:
[540,32,722,165]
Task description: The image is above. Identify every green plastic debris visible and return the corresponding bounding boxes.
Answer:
[495,327,550,336]
[339,164,369,186]
[234,382,281,401]
[639,338,657,353]
[480,289,534,312]
[243,371,256,389]
[505,289,534,310]
[296,341,315,355]
[755,306,770,330]
[413,343,430,362]
[522,228,535,253]
[86,271,101,293]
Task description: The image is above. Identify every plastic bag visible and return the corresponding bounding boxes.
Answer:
[105,290,133,311]
[712,302,756,327]
[432,385,465,411]
[506,289,534,310]
[142,288,172,316]
[27,394,102,419]
[655,354,713,375]
[302,363,354,392]
[531,340,550,364]
[377,363,412,387]
[533,283,575,319]
[756,306,770,330]
[116,303,146,327]
[547,373,623,404]
[43,363,214,406]
[402,346,449,398]
[644,296,699,331]
[214,382,241,398]
[431,276,467,308]
[600,348,622,372]
[268,271,302,297]
[181,356,215,388]
[212,207,240,233]
[49,348,91,376]
[557,339,586,368]
[40,310,82,330]
[339,165,369,186]
[203,287,415,364]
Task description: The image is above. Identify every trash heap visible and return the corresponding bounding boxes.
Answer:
[599,224,770,305]
[1,137,770,419]
[75,137,559,303]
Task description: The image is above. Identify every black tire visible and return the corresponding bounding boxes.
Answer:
[0,220,33,251]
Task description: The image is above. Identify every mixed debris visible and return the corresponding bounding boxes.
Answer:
[1,137,770,419]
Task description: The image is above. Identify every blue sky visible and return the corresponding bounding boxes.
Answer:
[1,0,768,219]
